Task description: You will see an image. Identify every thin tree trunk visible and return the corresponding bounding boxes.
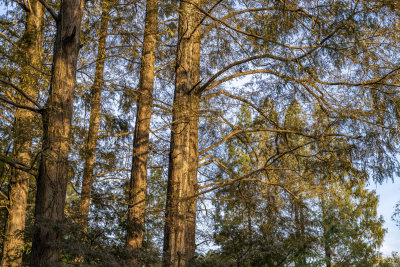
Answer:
[126,0,158,260]
[30,0,85,265]
[294,200,306,266]
[1,1,43,266]
[78,0,109,233]
[163,0,202,266]
[321,198,332,267]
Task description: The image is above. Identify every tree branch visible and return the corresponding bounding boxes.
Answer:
[12,0,31,12]
[0,154,37,174]
[0,79,42,109]
[37,0,58,21]
[0,95,41,113]
[0,31,24,53]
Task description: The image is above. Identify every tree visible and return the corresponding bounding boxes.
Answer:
[0,1,44,265]
[126,0,159,262]
[162,0,202,265]
[0,0,398,265]
[200,102,385,266]
[30,0,85,264]
[78,0,110,234]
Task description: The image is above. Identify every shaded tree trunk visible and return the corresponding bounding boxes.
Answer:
[321,198,332,267]
[163,0,202,265]
[1,1,43,266]
[30,0,85,265]
[126,0,158,260]
[294,199,306,267]
[78,0,109,233]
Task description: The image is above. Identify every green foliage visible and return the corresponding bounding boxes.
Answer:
[201,102,387,266]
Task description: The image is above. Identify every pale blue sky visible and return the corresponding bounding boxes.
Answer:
[371,179,400,256]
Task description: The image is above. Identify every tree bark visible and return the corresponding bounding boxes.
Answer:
[126,0,158,260]
[163,0,202,266]
[321,198,332,267]
[294,199,306,267]
[1,1,43,266]
[78,0,109,234]
[30,0,85,265]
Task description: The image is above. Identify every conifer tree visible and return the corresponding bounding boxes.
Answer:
[126,0,159,261]
[79,0,110,234]
[1,1,43,265]
[30,0,85,264]
[163,0,202,265]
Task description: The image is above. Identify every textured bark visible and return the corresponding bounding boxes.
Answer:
[126,0,158,258]
[1,2,43,266]
[163,0,202,266]
[78,1,109,233]
[30,0,84,265]
[185,40,200,266]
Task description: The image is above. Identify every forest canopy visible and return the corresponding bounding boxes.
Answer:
[0,0,400,266]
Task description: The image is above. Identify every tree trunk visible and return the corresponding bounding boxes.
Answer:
[321,198,332,267]
[126,0,158,260]
[78,0,109,234]
[1,2,43,266]
[294,199,306,267]
[163,0,202,266]
[30,0,85,265]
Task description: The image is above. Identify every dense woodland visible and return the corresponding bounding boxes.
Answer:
[1,0,400,266]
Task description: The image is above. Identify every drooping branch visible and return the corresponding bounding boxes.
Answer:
[202,90,281,128]
[0,79,42,109]
[0,31,24,52]
[199,128,316,156]
[0,95,41,113]
[12,0,31,12]
[0,154,37,174]
[196,51,314,95]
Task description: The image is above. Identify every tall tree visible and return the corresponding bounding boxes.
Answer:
[30,0,85,264]
[126,0,159,260]
[163,0,202,265]
[1,1,43,266]
[78,0,110,233]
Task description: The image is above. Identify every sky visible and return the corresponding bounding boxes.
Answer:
[370,179,400,256]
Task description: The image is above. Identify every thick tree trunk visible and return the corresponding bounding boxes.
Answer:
[163,0,202,266]
[126,0,158,259]
[30,0,84,265]
[78,1,109,233]
[1,2,43,266]
[185,85,200,263]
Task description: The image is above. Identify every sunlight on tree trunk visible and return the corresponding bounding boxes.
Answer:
[1,1,43,266]
[126,0,159,263]
[30,0,85,265]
